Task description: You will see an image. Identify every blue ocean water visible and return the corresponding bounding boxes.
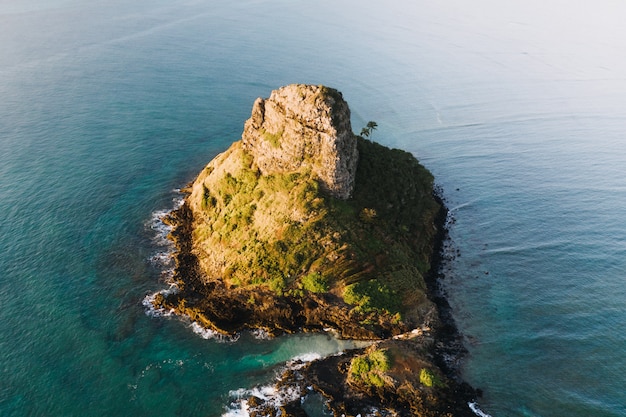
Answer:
[1,1,625,416]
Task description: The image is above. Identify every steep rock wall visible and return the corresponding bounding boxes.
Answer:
[241,84,358,199]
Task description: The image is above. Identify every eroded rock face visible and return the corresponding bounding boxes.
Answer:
[242,84,358,199]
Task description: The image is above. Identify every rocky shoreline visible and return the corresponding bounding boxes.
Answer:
[155,190,480,417]
[244,193,479,417]
[151,84,483,416]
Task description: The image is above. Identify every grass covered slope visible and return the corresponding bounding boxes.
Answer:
[163,135,442,336]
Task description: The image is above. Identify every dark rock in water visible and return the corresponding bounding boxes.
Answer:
[261,338,477,417]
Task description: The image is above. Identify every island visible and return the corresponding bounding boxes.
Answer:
[153,84,478,416]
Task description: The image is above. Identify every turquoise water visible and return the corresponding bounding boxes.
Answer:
[2,1,626,416]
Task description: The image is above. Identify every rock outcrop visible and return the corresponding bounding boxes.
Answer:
[153,84,479,416]
[241,84,358,199]
[161,83,444,336]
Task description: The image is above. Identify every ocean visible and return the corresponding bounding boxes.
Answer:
[1,0,625,416]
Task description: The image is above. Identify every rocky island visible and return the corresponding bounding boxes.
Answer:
[154,84,478,416]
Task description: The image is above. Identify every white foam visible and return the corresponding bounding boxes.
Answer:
[223,383,302,417]
[286,352,322,368]
[145,194,184,260]
[221,351,327,416]
[147,209,175,247]
[251,328,272,340]
[189,322,241,342]
[142,284,179,317]
[190,322,219,339]
[469,402,493,417]
[143,194,185,316]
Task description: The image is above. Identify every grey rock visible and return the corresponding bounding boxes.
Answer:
[241,84,358,199]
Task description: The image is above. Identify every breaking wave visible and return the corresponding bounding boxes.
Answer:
[221,352,324,417]
[142,193,183,317]
[142,284,179,318]
[469,402,493,417]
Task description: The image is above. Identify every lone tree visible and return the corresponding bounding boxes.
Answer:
[360,121,378,139]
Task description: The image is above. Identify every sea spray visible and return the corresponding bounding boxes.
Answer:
[190,322,241,342]
[142,284,178,318]
[143,196,255,342]
[222,353,324,417]
[142,194,184,317]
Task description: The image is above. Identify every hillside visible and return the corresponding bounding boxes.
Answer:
[151,84,478,416]
[155,84,442,338]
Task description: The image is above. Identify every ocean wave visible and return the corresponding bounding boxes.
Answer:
[142,285,179,317]
[143,284,245,342]
[222,352,324,417]
[448,199,480,213]
[143,194,184,316]
[223,384,302,417]
[469,402,493,417]
[190,322,241,343]
[285,352,322,368]
[251,328,272,340]
[145,193,184,250]
[146,212,172,248]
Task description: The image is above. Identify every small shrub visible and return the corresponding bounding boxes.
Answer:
[268,275,286,296]
[349,349,392,388]
[262,129,283,148]
[368,349,391,372]
[368,373,385,387]
[287,288,305,298]
[301,272,329,293]
[419,368,446,388]
[359,207,377,223]
[201,185,217,210]
[343,280,402,315]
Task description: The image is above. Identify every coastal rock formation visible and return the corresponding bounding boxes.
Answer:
[248,338,477,417]
[153,84,478,416]
[242,84,358,199]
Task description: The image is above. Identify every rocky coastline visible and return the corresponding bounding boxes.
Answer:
[241,194,478,417]
[152,84,481,416]
[157,188,478,416]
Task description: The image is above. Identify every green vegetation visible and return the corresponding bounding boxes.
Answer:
[349,348,392,387]
[193,150,331,292]
[190,136,440,322]
[419,368,446,388]
[343,279,402,315]
[359,207,377,224]
[301,272,329,293]
[262,129,283,148]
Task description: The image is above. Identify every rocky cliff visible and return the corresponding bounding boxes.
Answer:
[153,84,478,416]
[158,83,444,339]
[241,84,358,199]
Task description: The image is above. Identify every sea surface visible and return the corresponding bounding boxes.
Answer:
[2,1,626,416]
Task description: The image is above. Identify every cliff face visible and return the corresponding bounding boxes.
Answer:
[241,84,358,199]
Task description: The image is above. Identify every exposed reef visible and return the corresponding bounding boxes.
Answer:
[153,84,478,415]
